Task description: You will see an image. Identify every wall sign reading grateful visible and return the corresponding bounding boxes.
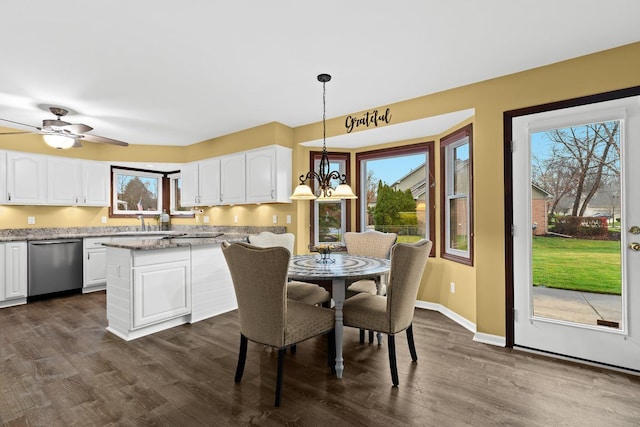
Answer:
[344,108,392,133]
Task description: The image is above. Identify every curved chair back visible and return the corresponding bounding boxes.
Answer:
[386,239,432,334]
[344,231,397,259]
[249,231,295,254]
[222,242,290,347]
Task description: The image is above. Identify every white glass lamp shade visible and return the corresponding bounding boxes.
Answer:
[290,184,317,200]
[43,134,75,149]
[331,183,357,199]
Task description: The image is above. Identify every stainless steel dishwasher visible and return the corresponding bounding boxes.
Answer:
[28,239,83,297]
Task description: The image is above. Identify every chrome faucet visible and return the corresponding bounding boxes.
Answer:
[137,215,146,231]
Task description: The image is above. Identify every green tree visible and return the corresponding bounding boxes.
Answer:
[373,181,417,231]
[122,177,156,211]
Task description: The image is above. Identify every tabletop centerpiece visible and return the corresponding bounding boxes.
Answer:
[316,244,335,264]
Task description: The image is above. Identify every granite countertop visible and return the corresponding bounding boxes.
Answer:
[103,233,249,250]
[0,225,285,243]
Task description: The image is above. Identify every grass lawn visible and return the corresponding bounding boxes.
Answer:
[532,236,621,295]
[396,235,423,243]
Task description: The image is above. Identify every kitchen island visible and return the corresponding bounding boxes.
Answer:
[104,235,245,341]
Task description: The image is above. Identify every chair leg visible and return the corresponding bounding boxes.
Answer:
[368,330,374,344]
[406,324,418,362]
[359,329,365,344]
[290,344,297,354]
[275,349,285,407]
[327,330,336,374]
[235,334,248,383]
[387,334,399,387]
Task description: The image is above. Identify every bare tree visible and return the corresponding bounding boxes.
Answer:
[541,120,620,216]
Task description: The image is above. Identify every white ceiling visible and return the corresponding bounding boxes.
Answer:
[0,1,639,148]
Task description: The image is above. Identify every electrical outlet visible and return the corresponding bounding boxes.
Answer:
[286,215,292,224]
[234,215,238,223]
[27,216,35,225]
[203,215,209,223]
[101,216,107,224]
[450,282,456,294]
[272,215,278,224]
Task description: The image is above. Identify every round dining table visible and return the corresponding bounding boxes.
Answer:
[288,253,390,378]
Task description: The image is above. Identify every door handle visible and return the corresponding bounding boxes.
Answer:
[629,226,640,235]
[629,242,640,251]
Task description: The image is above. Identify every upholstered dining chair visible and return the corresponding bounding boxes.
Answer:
[222,241,335,407]
[342,239,432,387]
[343,230,397,343]
[249,231,331,306]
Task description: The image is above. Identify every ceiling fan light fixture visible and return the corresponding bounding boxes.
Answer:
[43,133,75,149]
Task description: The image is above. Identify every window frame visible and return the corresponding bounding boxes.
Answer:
[167,172,193,217]
[355,142,435,255]
[440,124,474,265]
[110,166,192,218]
[309,151,352,246]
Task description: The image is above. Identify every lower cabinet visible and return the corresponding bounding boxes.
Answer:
[0,241,28,308]
[83,237,111,292]
[132,259,191,328]
[106,246,192,340]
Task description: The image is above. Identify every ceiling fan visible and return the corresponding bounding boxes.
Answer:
[0,107,129,149]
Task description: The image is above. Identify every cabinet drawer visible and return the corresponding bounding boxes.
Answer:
[84,237,111,249]
[132,247,190,267]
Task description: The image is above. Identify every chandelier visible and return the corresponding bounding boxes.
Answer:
[290,74,357,200]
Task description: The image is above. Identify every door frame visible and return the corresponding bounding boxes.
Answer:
[503,85,640,348]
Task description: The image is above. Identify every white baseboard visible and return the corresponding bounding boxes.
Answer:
[415,300,505,347]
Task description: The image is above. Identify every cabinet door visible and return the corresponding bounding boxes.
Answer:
[6,152,47,204]
[81,161,110,206]
[132,260,191,328]
[220,153,245,205]
[47,157,80,205]
[4,242,27,300]
[180,162,199,207]
[85,248,108,287]
[246,147,275,203]
[0,151,6,204]
[197,157,220,205]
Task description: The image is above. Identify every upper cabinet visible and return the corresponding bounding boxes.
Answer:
[6,151,47,204]
[181,157,220,207]
[2,150,109,207]
[80,161,110,206]
[245,145,292,204]
[220,153,245,205]
[47,157,109,206]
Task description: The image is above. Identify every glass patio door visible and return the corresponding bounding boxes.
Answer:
[512,96,640,372]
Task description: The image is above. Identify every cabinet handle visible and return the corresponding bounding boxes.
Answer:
[76,197,79,204]
[84,197,87,203]
[271,189,275,199]
[7,193,10,201]
[88,253,91,260]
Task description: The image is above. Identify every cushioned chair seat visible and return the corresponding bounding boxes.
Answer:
[249,231,331,306]
[287,281,330,305]
[343,293,388,333]
[284,299,335,346]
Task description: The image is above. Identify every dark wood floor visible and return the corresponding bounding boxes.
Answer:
[0,292,638,426]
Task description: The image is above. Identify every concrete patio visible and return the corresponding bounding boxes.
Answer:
[532,286,622,327]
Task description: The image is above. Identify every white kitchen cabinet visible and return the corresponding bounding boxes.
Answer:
[220,152,245,205]
[81,161,110,206]
[181,157,220,206]
[106,246,192,340]
[0,151,6,204]
[48,158,109,206]
[6,151,47,204]
[83,237,110,292]
[0,241,28,307]
[47,156,80,204]
[245,145,292,203]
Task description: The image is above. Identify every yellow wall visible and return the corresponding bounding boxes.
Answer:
[2,42,639,339]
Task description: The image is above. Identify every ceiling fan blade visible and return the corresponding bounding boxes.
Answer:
[81,133,129,146]
[0,117,40,130]
[63,123,93,134]
[0,131,35,135]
